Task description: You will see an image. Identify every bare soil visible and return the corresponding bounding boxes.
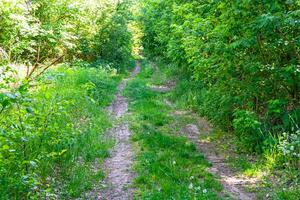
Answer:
[97,62,141,200]
[178,112,258,200]
[149,85,172,93]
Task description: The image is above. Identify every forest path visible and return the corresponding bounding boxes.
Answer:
[97,61,141,200]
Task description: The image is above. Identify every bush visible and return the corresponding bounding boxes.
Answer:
[233,110,263,152]
[277,130,300,169]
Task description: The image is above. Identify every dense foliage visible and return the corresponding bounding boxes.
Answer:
[0,0,133,73]
[0,0,133,198]
[0,65,120,198]
[139,0,300,156]
[1,0,300,198]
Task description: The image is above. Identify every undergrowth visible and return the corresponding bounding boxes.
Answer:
[0,64,120,199]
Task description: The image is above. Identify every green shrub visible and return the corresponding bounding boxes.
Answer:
[0,65,119,198]
[233,110,263,152]
[277,130,300,169]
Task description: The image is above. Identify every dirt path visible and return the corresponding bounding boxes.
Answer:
[98,62,141,200]
[177,112,258,200]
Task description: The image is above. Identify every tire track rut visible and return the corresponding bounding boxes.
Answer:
[98,62,140,200]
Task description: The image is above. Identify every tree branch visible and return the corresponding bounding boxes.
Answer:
[34,55,64,78]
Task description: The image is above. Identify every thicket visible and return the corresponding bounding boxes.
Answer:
[139,0,300,167]
[0,0,133,198]
[0,0,133,72]
[0,66,120,198]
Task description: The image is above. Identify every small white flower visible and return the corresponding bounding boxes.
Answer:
[173,161,176,165]
[283,132,287,136]
[195,186,201,191]
[189,183,193,190]
[190,176,194,180]
[290,146,294,151]
[203,189,207,194]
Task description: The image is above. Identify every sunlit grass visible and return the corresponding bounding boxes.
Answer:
[124,61,223,199]
[0,64,120,199]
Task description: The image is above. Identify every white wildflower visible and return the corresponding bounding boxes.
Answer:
[283,132,287,136]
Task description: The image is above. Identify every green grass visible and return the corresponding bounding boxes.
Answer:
[45,66,120,198]
[0,64,120,199]
[124,61,223,199]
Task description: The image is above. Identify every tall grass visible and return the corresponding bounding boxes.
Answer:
[0,64,120,199]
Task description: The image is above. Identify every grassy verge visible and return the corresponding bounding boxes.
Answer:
[201,130,300,200]
[124,61,223,199]
[0,64,121,199]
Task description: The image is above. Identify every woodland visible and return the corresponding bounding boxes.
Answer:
[0,0,299,199]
